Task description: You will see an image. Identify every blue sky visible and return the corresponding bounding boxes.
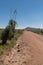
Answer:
[0,0,43,29]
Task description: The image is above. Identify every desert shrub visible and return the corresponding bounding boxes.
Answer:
[1,26,10,44]
[1,19,16,44]
[41,30,43,34]
[0,29,3,40]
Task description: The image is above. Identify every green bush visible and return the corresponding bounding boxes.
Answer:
[1,19,16,44]
[1,26,10,44]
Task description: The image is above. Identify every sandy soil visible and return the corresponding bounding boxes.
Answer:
[0,31,43,65]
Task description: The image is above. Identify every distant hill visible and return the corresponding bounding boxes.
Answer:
[25,27,43,34]
[25,27,41,30]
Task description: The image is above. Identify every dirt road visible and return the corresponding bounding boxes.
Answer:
[0,31,43,65]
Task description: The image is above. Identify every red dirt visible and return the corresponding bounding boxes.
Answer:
[0,31,43,65]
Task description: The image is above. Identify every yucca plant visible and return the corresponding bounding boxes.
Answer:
[1,19,16,44]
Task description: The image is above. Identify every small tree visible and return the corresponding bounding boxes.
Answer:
[1,19,16,44]
[8,19,16,40]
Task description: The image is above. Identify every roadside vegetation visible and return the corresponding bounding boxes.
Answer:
[0,20,23,54]
[0,29,23,54]
[27,29,43,34]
